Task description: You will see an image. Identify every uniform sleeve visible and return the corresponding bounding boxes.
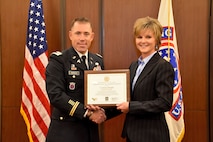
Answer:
[46,53,86,119]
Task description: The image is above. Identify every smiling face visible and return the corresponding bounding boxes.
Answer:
[135,29,156,58]
[133,17,163,58]
[69,21,94,54]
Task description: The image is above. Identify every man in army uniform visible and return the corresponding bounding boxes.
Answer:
[45,17,106,142]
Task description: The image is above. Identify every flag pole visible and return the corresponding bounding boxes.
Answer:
[167,0,171,62]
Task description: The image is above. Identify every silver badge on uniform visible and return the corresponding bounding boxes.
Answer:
[71,64,77,70]
[69,82,76,90]
[77,59,81,64]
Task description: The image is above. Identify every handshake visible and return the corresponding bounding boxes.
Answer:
[85,105,106,124]
[85,102,129,124]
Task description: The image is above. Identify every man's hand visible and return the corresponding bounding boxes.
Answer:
[87,108,106,124]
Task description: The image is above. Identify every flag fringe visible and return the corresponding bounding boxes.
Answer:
[177,127,185,142]
[20,105,34,142]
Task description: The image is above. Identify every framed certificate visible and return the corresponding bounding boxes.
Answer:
[84,69,130,106]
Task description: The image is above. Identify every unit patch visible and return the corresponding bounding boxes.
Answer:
[69,82,76,90]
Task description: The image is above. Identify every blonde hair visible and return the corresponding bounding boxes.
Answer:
[133,16,163,48]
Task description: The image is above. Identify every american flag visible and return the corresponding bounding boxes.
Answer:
[158,0,185,141]
[20,0,51,141]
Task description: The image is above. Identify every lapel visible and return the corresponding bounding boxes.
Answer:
[131,62,138,82]
[88,53,96,70]
[134,52,161,89]
[69,48,87,70]
[88,53,102,70]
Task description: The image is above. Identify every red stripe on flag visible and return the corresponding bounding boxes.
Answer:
[161,42,174,48]
[169,94,183,120]
[24,58,50,115]
[23,79,48,137]
[34,52,47,80]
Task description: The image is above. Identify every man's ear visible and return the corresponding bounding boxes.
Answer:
[69,31,72,40]
[91,32,95,41]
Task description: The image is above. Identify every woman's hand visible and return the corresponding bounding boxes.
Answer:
[116,102,129,113]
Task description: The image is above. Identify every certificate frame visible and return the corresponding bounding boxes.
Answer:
[84,69,130,106]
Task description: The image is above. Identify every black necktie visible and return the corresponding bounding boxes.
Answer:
[81,55,88,69]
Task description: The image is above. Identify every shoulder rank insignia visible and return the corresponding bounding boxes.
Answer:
[96,53,103,58]
[51,51,62,56]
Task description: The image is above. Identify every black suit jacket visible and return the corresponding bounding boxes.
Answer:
[45,47,104,142]
[122,53,174,142]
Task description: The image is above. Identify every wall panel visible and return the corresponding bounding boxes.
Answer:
[174,0,209,110]
[103,0,160,69]
[0,0,2,139]
[44,0,62,54]
[1,0,28,107]
[2,108,28,142]
[173,0,210,141]
[210,0,213,141]
[183,111,208,142]
[65,0,101,54]
[1,1,29,141]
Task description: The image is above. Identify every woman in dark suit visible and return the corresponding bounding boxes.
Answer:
[117,16,174,142]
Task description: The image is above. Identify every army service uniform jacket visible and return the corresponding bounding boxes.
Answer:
[45,47,104,142]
